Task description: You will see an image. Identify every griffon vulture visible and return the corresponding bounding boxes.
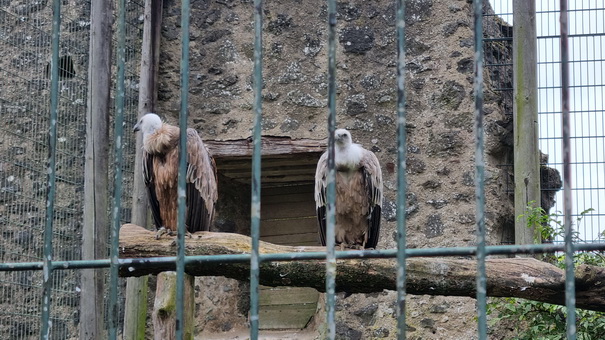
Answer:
[133,113,218,239]
[314,128,383,249]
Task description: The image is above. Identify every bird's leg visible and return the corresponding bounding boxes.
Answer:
[339,243,345,251]
[155,226,174,240]
[182,225,195,238]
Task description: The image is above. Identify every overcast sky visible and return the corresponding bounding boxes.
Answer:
[489,1,604,242]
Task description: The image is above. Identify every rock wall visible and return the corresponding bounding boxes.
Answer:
[154,0,518,338]
[0,0,561,339]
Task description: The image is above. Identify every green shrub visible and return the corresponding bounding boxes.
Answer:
[489,205,604,339]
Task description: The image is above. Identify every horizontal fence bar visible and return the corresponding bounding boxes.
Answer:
[538,32,605,39]
[3,242,605,272]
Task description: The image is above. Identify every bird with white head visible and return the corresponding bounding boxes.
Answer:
[315,128,383,249]
[133,113,218,239]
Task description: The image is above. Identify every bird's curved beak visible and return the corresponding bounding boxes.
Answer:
[133,123,140,133]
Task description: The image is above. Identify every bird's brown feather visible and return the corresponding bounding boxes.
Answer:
[142,123,218,233]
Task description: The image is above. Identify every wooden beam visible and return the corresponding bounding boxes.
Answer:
[81,1,112,339]
[513,0,541,245]
[205,136,326,159]
[124,1,163,339]
[119,224,605,312]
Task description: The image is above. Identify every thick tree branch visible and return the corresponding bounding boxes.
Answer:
[119,224,605,312]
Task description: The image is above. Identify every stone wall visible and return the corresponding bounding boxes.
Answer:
[0,0,560,339]
[155,0,518,338]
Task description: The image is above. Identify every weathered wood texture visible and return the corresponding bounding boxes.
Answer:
[152,272,195,340]
[258,190,320,330]
[513,0,541,245]
[205,136,326,158]
[205,137,326,186]
[124,1,163,339]
[81,1,112,339]
[119,224,605,312]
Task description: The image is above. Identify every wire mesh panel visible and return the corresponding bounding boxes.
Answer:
[488,1,605,244]
[536,2,605,243]
[0,0,142,338]
[0,1,88,338]
[118,0,146,225]
[110,0,145,336]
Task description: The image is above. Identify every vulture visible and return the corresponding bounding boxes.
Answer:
[133,113,218,239]
[314,128,383,250]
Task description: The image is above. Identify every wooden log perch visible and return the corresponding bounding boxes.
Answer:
[205,136,326,159]
[119,224,605,312]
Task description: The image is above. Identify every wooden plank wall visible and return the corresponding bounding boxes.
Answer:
[258,184,320,329]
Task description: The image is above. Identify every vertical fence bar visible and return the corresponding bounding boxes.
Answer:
[395,0,407,338]
[176,1,191,339]
[472,0,487,339]
[249,0,263,338]
[325,0,337,339]
[108,0,127,338]
[40,0,61,338]
[559,1,576,338]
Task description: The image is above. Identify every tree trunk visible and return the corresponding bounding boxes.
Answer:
[119,224,605,312]
[152,272,195,340]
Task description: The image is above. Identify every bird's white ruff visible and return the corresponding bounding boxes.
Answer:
[334,128,363,169]
[135,113,163,150]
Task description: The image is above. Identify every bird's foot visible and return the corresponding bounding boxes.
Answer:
[167,231,194,247]
[155,226,174,240]
[337,243,365,250]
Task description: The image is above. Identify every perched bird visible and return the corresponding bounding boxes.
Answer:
[133,113,218,239]
[314,128,383,249]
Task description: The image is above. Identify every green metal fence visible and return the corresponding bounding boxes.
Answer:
[1,0,605,339]
[0,0,143,338]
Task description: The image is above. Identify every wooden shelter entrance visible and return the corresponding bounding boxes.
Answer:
[206,136,325,330]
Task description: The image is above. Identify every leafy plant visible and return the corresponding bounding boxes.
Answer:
[489,205,604,339]
[488,251,605,339]
[488,293,605,340]
[516,201,593,243]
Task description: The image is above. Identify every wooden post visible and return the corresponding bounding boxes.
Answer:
[123,0,163,339]
[80,0,112,339]
[513,0,540,245]
[152,272,195,340]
